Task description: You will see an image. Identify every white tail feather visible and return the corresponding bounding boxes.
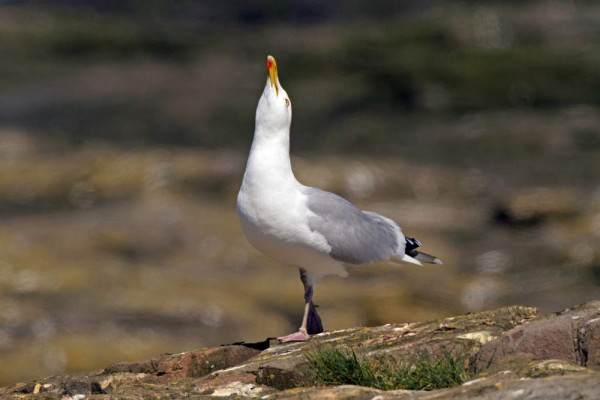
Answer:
[392,254,423,266]
[415,252,443,265]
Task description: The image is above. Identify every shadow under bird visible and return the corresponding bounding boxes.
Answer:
[237,55,442,342]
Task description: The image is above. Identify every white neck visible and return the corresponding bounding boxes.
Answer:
[242,127,297,189]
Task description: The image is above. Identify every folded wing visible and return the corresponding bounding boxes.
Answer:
[304,187,405,265]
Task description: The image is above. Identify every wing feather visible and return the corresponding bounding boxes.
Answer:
[304,187,405,265]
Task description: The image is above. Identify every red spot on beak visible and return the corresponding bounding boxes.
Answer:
[267,59,273,70]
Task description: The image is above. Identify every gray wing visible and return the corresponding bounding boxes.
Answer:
[304,187,404,265]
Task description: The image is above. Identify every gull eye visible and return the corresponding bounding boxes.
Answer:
[284,98,290,107]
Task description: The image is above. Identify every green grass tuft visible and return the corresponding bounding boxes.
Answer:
[306,344,469,391]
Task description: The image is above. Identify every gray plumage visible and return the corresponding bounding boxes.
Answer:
[304,187,404,264]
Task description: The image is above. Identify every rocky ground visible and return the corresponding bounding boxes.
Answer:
[4,300,600,399]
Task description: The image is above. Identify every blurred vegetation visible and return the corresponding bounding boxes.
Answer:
[0,0,600,388]
[1,1,599,186]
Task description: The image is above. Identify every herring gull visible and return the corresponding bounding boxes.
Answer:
[237,55,442,342]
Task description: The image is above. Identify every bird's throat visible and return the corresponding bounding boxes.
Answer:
[243,131,297,189]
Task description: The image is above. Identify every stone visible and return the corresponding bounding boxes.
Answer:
[579,316,600,368]
[3,302,600,399]
[474,301,600,372]
[263,385,386,399]
[529,359,589,378]
[103,344,261,378]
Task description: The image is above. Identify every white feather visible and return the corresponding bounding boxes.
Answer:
[391,254,423,266]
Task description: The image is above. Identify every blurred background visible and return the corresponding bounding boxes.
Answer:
[1,0,600,385]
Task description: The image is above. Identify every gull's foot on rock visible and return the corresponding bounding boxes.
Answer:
[277,329,310,343]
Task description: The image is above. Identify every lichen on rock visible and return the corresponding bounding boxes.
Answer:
[4,302,600,399]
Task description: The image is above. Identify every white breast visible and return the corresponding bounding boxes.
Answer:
[237,178,323,258]
[237,176,347,280]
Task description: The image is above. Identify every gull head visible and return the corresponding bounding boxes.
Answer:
[255,55,292,135]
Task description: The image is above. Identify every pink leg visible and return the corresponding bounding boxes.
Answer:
[277,269,322,343]
[277,302,311,342]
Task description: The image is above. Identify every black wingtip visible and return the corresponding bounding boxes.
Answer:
[405,237,422,252]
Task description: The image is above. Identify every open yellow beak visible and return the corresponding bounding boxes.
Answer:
[267,55,279,96]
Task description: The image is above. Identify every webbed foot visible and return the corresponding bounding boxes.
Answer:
[277,329,310,343]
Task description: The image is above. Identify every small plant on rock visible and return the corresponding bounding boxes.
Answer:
[306,344,469,391]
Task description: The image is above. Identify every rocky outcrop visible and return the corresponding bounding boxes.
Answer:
[4,302,600,399]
